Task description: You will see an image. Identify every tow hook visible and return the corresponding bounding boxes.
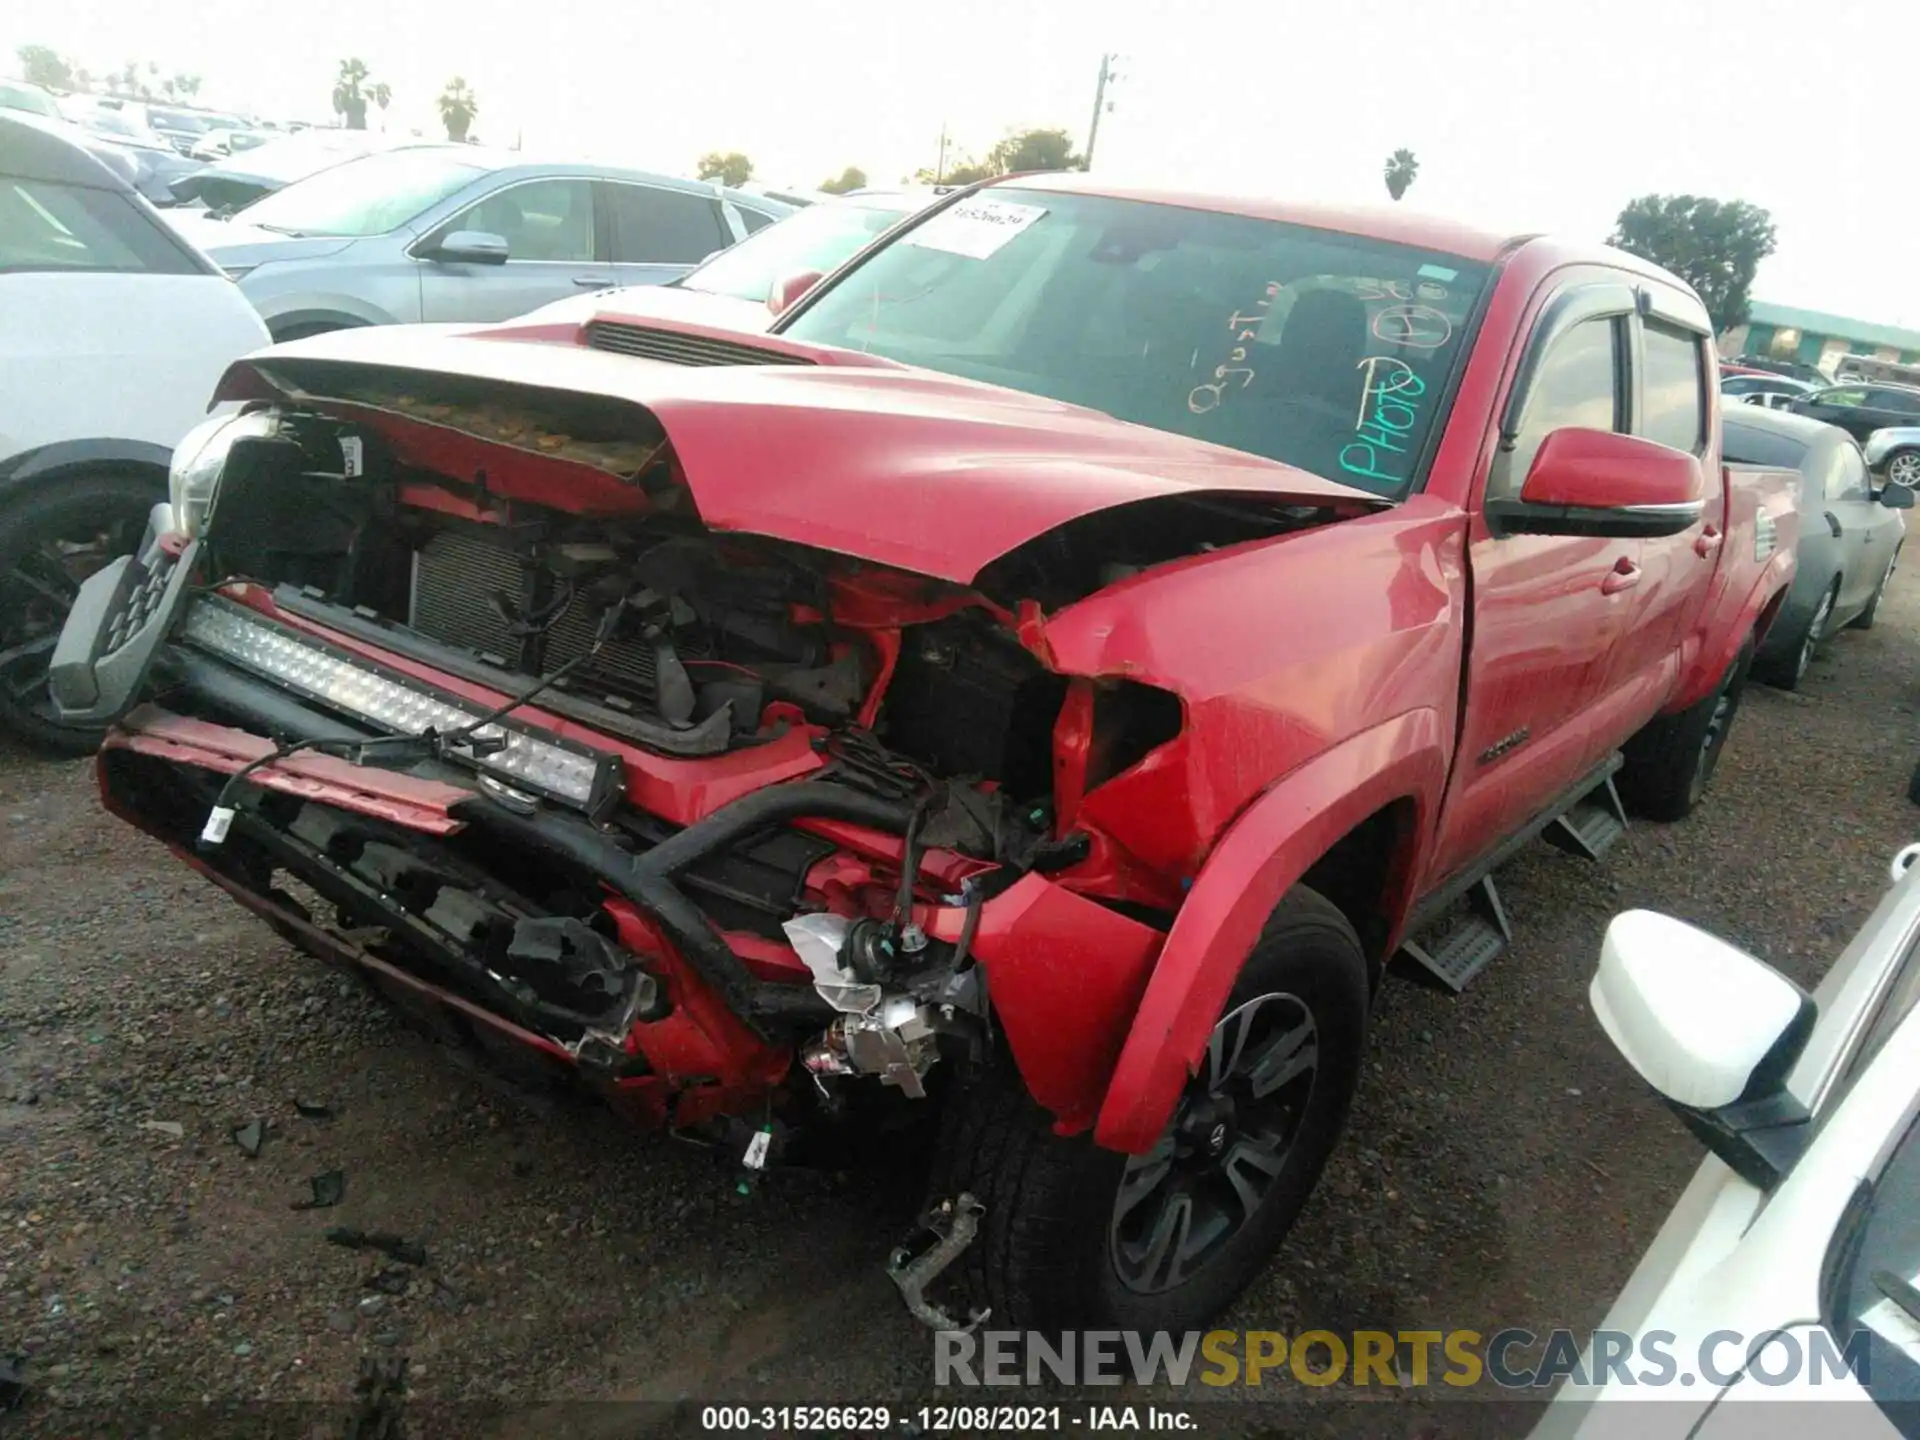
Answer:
[887,1193,989,1332]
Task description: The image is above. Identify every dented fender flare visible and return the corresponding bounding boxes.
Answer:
[1091,708,1448,1155]
[1670,542,1797,714]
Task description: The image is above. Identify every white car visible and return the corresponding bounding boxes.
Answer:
[1532,844,1920,1437]
[0,110,269,752]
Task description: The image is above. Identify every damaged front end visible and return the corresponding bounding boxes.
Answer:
[49,343,1360,1315]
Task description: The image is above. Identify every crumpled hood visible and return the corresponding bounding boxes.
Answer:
[222,321,1380,584]
[163,213,357,268]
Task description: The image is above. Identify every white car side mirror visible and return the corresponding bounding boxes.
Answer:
[1591,910,1816,1187]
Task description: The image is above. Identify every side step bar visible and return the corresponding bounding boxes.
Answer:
[1397,756,1629,992]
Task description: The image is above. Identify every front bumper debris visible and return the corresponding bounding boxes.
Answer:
[887,1193,990,1331]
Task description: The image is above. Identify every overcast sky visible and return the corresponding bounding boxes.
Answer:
[8,0,1910,328]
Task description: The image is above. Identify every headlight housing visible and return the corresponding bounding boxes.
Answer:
[168,410,276,537]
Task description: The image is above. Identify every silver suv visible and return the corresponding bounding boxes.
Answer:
[168,146,789,340]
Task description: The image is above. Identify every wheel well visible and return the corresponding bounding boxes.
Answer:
[0,455,167,512]
[268,316,365,343]
[1753,584,1790,649]
[1297,798,1418,981]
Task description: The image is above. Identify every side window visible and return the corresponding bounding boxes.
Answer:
[1829,443,1872,502]
[1494,316,1624,500]
[449,179,595,263]
[736,207,779,235]
[1870,388,1920,416]
[0,177,202,275]
[1638,320,1707,453]
[604,184,729,264]
[1817,387,1868,408]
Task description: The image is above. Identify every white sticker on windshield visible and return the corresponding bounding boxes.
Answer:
[904,198,1049,260]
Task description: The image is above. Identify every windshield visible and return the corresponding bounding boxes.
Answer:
[84,110,144,139]
[236,149,488,237]
[687,198,911,301]
[149,109,210,134]
[0,82,59,119]
[780,189,1492,497]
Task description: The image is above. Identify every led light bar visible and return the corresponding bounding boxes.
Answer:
[181,599,621,813]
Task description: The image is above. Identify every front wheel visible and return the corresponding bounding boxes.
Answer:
[924,886,1369,1331]
[0,472,161,754]
[1754,582,1836,691]
[1885,448,1920,491]
[1617,640,1754,822]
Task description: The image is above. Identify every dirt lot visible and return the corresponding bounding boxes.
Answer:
[3,571,1917,1439]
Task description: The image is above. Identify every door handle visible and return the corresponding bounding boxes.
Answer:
[1694,524,1723,558]
[1601,558,1643,595]
[572,276,609,288]
[1824,511,1844,539]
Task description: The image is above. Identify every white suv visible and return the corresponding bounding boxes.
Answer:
[0,110,268,752]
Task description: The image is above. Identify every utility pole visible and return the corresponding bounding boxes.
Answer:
[935,122,949,184]
[1085,53,1122,170]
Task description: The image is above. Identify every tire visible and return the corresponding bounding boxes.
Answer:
[1850,549,1900,631]
[0,471,162,755]
[924,885,1370,1332]
[1884,448,1920,491]
[1617,639,1754,823]
[1753,581,1837,692]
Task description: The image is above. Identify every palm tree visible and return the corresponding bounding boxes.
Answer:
[333,58,379,130]
[437,78,478,143]
[1383,148,1420,202]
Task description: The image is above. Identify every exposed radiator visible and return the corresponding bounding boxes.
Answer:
[409,526,704,710]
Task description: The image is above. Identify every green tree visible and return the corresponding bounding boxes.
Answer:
[983,126,1083,174]
[174,73,202,99]
[697,151,754,187]
[437,77,478,142]
[16,44,76,90]
[332,58,389,130]
[1383,148,1419,201]
[910,127,1082,186]
[1608,194,1779,335]
[819,165,868,195]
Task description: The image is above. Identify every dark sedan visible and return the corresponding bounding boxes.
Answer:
[1791,382,1920,442]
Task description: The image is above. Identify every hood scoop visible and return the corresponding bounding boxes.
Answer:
[582,320,815,368]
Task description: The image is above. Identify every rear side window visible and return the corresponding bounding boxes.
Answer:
[1870,388,1920,416]
[1495,316,1623,498]
[737,207,779,235]
[603,184,729,264]
[1826,442,1873,502]
[1721,422,1810,470]
[1639,321,1707,453]
[0,177,203,275]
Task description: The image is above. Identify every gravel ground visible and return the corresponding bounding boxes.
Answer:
[2,570,1917,1439]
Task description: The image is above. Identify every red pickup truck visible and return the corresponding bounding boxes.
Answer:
[47,176,1796,1334]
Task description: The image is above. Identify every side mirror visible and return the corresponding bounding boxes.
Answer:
[1486,428,1706,539]
[422,230,509,266]
[767,268,824,317]
[1592,910,1816,1189]
[1880,483,1915,509]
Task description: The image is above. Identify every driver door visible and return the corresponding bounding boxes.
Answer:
[1425,280,1644,888]
[416,177,612,323]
